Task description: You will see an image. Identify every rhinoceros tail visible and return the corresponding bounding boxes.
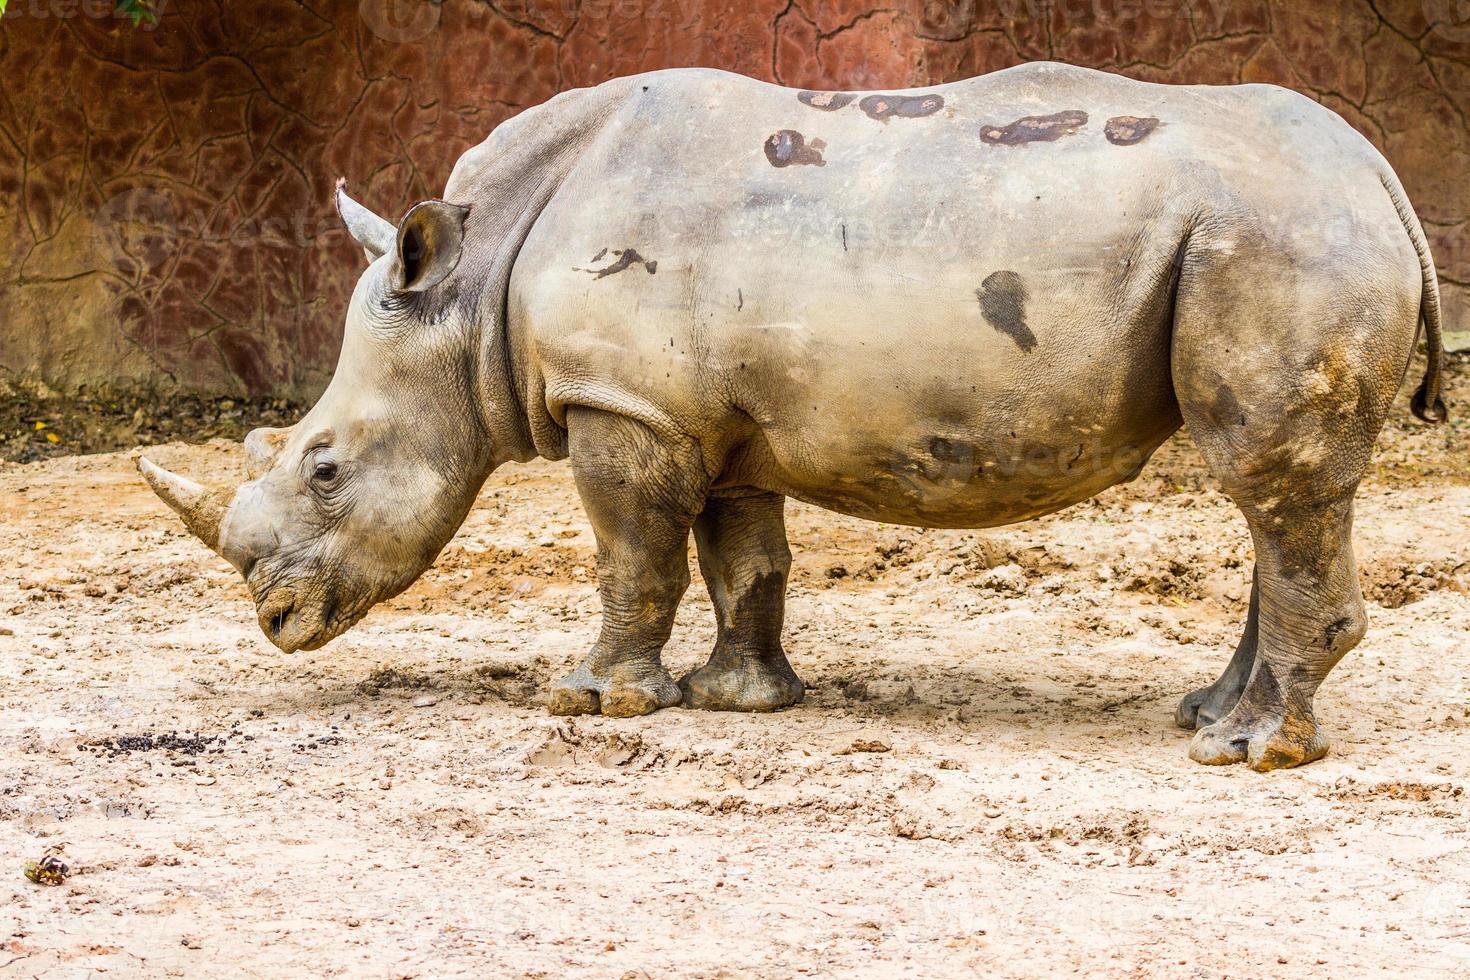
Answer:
[1380,172,1448,423]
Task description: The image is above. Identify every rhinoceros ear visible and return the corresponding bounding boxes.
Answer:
[391,200,471,293]
[335,178,396,262]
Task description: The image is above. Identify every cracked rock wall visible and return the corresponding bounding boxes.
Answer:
[2,0,1466,397]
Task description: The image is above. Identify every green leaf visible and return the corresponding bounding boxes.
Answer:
[114,0,156,26]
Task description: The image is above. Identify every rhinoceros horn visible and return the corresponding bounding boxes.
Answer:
[137,456,230,554]
[335,177,396,261]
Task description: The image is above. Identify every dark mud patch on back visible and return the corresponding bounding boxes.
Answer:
[858,94,944,121]
[764,129,827,167]
[976,271,1036,352]
[576,248,658,279]
[1105,115,1160,145]
[798,90,856,111]
[981,110,1088,145]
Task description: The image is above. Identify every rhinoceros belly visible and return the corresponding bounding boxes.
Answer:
[703,271,1183,528]
[735,400,1179,530]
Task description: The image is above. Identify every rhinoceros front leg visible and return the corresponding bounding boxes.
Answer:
[679,491,804,712]
[547,408,707,718]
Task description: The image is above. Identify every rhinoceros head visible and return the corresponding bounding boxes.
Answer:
[138,181,496,652]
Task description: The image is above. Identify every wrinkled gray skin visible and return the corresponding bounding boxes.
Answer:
[140,64,1448,772]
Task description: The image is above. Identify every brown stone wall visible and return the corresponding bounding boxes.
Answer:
[2,0,1467,397]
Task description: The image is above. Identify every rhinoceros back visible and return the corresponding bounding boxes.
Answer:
[490,65,1413,527]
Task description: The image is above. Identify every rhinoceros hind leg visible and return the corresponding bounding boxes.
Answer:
[547,408,707,718]
[1185,486,1366,771]
[1182,431,1372,768]
[1176,571,1258,730]
[1171,259,1411,769]
[679,491,804,712]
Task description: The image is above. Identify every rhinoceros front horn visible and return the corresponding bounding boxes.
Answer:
[136,456,230,554]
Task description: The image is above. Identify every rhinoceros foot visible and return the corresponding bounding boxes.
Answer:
[547,663,682,718]
[1188,705,1330,773]
[679,652,804,713]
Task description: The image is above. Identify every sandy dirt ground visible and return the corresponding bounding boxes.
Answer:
[2,365,1468,977]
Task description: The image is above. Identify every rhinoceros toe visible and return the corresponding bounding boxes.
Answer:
[547,664,681,718]
[1189,711,1330,772]
[679,654,804,713]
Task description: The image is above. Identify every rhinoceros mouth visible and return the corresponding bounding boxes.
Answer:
[256,587,344,653]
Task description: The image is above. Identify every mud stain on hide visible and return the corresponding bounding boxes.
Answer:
[576,248,657,279]
[731,570,786,633]
[1105,115,1160,145]
[1212,384,1248,427]
[798,91,857,111]
[929,436,968,464]
[924,437,982,481]
[764,130,827,168]
[858,94,945,121]
[980,110,1088,145]
[976,271,1036,352]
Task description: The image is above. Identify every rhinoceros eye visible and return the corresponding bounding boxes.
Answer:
[312,461,339,483]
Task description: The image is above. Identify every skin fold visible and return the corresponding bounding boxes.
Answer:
[139,63,1447,771]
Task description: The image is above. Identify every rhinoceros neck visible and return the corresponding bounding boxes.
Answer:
[446,79,644,469]
[473,312,536,467]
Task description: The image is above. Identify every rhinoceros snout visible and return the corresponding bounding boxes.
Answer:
[256,587,332,653]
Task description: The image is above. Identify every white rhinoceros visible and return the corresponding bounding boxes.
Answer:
[139,63,1447,771]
